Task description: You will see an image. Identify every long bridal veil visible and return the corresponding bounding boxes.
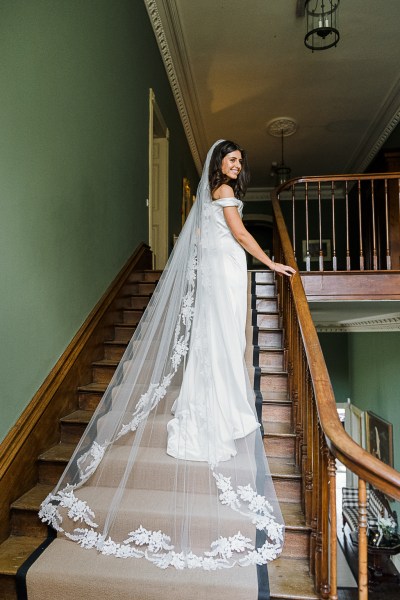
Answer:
[39,140,285,570]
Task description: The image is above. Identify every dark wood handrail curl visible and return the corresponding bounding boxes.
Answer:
[271,189,400,501]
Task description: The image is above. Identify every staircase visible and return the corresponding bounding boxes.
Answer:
[0,269,318,600]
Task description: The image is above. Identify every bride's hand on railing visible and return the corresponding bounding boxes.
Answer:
[271,262,296,277]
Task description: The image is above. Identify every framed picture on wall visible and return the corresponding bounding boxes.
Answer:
[365,411,394,468]
[181,177,193,227]
[302,239,331,263]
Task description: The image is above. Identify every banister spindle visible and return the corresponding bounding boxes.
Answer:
[318,182,324,271]
[292,185,296,260]
[328,454,338,600]
[384,179,391,270]
[371,180,377,270]
[345,181,351,270]
[305,182,311,271]
[358,180,364,270]
[331,181,337,271]
[358,478,368,600]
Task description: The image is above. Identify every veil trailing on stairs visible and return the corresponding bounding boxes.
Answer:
[39,140,285,570]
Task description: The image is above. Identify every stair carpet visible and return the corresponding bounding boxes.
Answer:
[0,269,317,600]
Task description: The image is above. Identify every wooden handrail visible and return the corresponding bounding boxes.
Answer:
[271,192,400,500]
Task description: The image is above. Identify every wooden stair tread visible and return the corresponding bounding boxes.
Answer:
[77,382,107,393]
[280,503,308,530]
[0,535,47,575]
[11,484,53,511]
[255,294,278,299]
[39,442,75,463]
[257,326,283,333]
[104,340,128,346]
[264,422,294,436]
[261,390,290,402]
[258,346,283,352]
[263,396,292,406]
[260,367,288,375]
[60,410,93,424]
[91,359,119,367]
[268,557,319,599]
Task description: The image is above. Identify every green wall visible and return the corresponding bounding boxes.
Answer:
[318,333,351,403]
[0,0,197,442]
[319,331,399,472]
[349,332,400,475]
[319,330,400,516]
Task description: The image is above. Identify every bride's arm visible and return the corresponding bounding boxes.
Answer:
[223,206,296,277]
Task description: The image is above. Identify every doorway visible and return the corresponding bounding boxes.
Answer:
[148,89,169,269]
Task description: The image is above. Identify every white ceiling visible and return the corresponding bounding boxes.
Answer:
[147,0,400,186]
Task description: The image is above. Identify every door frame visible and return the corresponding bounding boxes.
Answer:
[148,89,169,268]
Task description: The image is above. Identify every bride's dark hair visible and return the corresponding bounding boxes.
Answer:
[208,140,250,199]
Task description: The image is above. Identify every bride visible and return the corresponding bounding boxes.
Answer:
[39,140,295,570]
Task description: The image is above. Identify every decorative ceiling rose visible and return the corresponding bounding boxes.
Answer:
[304,0,340,52]
[267,117,297,138]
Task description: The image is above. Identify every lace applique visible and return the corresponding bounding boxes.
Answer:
[39,474,283,570]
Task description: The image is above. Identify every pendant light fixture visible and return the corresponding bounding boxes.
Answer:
[304,0,340,51]
[267,118,297,186]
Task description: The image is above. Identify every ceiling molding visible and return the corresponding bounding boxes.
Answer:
[316,312,400,333]
[144,0,206,174]
[345,74,400,174]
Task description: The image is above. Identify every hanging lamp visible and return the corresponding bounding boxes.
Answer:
[304,0,340,51]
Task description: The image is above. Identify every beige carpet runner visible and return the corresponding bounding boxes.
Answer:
[25,275,263,599]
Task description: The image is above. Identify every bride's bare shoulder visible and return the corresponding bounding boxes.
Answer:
[212,184,234,200]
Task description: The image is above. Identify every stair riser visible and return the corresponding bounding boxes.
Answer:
[256,284,276,297]
[264,436,295,458]
[255,299,278,312]
[129,296,152,309]
[92,366,116,385]
[255,272,275,284]
[79,391,102,411]
[262,403,292,423]
[123,282,156,295]
[260,374,288,392]
[258,351,284,370]
[122,310,143,325]
[11,511,48,538]
[104,344,127,361]
[38,462,67,486]
[281,529,310,559]
[114,325,135,343]
[60,422,90,445]
[257,314,280,328]
[273,478,301,504]
[128,271,161,283]
[258,332,282,348]
[0,575,15,599]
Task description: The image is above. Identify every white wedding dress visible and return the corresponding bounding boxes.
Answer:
[39,141,285,570]
[167,198,260,464]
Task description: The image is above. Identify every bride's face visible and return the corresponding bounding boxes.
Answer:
[221,150,242,180]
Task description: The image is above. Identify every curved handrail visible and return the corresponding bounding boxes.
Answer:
[271,186,400,501]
